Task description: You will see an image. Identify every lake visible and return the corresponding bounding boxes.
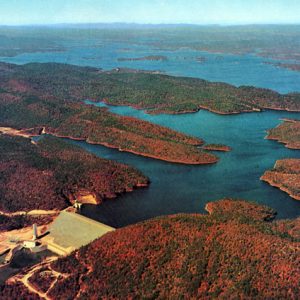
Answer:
[1,39,300,94]
[73,103,300,227]
[1,40,300,227]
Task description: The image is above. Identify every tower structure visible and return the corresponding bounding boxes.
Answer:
[32,223,38,241]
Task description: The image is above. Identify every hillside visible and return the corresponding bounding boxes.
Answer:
[94,74,300,115]
[31,199,300,299]
[0,62,218,164]
[0,134,148,213]
[0,282,41,300]
[262,119,300,200]
[261,159,300,201]
[1,62,299,115]
[266,119,300,149]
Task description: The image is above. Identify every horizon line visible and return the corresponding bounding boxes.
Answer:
[0,21,300,27]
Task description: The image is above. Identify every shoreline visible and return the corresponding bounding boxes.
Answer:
[260,173,300,201]
[265,135,300,150]
[202,144,231,152]
[99,98,258,115]
[1,123,218,166]
[265,119,300,150]
[42,129,218,165]
[50,132,218,165]
[97,99,300,116]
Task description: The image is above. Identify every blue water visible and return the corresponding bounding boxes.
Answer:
[1,40,300,227]
[64,102,300,227]
[1,40,300,94]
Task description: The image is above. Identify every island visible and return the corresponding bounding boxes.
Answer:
[196,56,206,63]
[117,55,168,61]
[1,25,300,62]
[261,159,300,200]
[3,199,299,299]
[264,61,300,72]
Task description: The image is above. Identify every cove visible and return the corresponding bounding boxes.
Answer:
[62,102,300,228]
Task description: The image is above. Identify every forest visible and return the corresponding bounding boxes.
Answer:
[261,159,300,201]
[0,215,53,232]
[0,135,148,213]
[262,120,300,200]
[267,119,300,149]
[29,199,299,299]
[1,62,300,117]
[0,281,41,300]
[0,62,219,164]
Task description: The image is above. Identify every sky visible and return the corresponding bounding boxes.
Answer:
[0,0,299,25]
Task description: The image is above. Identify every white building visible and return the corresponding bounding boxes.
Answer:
[23,240,37,249]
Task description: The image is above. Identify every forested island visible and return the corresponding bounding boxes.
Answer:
[3,199,298,299]
[117,55,168,61]
[196,56,206,63]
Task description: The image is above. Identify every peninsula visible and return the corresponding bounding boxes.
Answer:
[0,132,146,288]
[202,144,231,152]
[0,134,148,214]
[1,62,300,117]
[0,62,220,165]
[266,119,300,149]
[262,119,300,200]
[261,159,300,201]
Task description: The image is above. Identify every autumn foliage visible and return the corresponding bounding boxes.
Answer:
[48,199,300,299]
[267,119,300,149]
[263,119,300,200]
[0,282,41,300]
[261,159,300,200]
[0,62,218,164]
[0,135,148,212]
